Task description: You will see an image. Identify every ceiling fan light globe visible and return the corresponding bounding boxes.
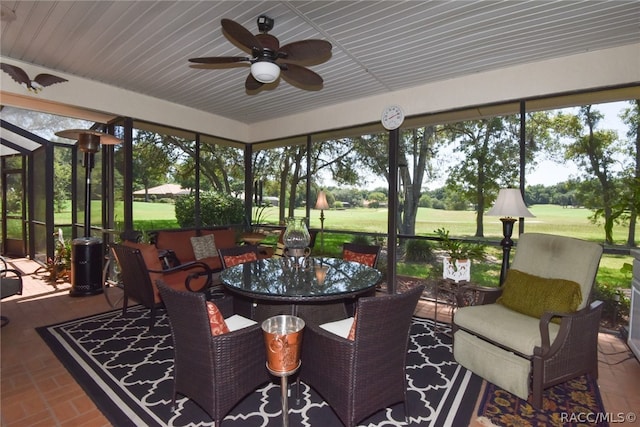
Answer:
[250,61,280,83]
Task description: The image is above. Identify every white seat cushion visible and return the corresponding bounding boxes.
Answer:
[225,314,257,332]
[319,317,355,339]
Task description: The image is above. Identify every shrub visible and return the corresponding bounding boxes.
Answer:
[175,192,245,228]
[404,239,435,263]
[350,234,372,245]
[593,282,630,325]
[418,194,432,208]
[5,188,21,213]
[431,200,446,210]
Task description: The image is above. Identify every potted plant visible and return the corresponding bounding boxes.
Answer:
[46,229,71,283]
[434,228,484,282]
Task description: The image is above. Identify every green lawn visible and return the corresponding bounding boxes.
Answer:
[43,200,634,289]
[49,201,625,243]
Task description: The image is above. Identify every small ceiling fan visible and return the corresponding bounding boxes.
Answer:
[189,16,332,91]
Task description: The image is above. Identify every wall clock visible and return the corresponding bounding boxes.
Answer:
[381,105,405,130]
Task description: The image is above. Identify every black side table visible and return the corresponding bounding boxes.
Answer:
[433,279,478,334]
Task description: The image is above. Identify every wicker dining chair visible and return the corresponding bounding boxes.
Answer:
[341,243,381,268]
[299,284,424,427]
[218,245,260,268]
[218,244,293,321]
[157,281,269,426]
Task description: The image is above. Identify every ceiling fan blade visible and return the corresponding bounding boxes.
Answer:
[256,34,279,51]
[245,73,263,91]
[281,63,323,89]
[221,18,262,52]
[189,56,250,64]
[279,40,332,64]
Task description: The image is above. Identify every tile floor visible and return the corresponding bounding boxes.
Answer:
[1,258,639,426]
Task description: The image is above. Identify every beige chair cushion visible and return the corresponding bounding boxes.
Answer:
[454,329,531,400]
[454,304,560,356]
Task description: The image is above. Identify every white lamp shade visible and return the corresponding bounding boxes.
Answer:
[250,61,280,83]
[315,190,329,210]
[486,188,534,218]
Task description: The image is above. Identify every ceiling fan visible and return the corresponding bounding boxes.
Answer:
[189,16,332,91]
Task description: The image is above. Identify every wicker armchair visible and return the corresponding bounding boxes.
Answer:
[452,233,603,408]
[111,242,212,330]
[299,285,424,427]
[157,281,269,425]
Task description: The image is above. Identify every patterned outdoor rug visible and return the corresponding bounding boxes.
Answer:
[477,374,608,427]
[37,306,482,427]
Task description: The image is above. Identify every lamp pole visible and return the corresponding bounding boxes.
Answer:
[319,208,325,253]
[499,217,517,286]
[315,190,329,254]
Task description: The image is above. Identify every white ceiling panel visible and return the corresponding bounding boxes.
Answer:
[1,1,638,124]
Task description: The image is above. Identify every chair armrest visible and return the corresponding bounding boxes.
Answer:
[458,284,502,305]
[536,300,604,356]
[149,261,213,292]
[1,268,23,280]
[211,295,234,318]
[0,269,23,298]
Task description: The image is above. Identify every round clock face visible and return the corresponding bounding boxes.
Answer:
[381,105,404,130]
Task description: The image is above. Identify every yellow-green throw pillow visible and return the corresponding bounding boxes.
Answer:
[497,269,582,320]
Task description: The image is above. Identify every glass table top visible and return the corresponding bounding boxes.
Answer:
[220,257,382,301]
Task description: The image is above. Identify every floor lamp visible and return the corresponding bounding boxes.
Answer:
[56,129,121,296]
[486,188,534,286]
[315,190,329,254]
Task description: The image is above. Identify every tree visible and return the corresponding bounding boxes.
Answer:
[255,138,362,224]
[441,111,564,237]
[164,136,244,194]
[397,127,434,237]
[130,132,172,201]
[352,129,437,238]
[53,149,72,212]
[442,116,521,237]
[619,100,640,246]
[565,105,621,244]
